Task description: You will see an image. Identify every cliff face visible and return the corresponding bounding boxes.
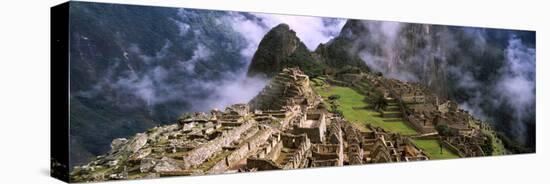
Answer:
[247,24,326,78]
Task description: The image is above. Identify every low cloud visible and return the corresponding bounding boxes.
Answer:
[227,13,270,61]
[186,72,268,111]
[179,44,211,74]
[493,37,536,143]
[227,12,346,52]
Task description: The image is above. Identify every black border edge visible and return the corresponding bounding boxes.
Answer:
[51,1,71,183]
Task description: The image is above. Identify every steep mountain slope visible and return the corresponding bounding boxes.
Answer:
[313,20,370,70]
[247,24,326,78]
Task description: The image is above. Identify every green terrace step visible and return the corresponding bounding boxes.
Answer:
[385,106,401,111]
[382,118,404,123]
[355,82,371,89]
[381,111,401,115]
[353,84,370,93]
[387,102,399,106]
[380,111,402,118]
[326,78,348,86]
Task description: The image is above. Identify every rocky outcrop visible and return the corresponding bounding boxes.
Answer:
[153,157,182,173]
[124,133,148,153]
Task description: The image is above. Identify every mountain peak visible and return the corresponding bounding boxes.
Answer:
[272,23,290,31]
[247,24,326,78]
[247,24,302,78]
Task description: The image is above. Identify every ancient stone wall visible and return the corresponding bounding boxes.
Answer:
[404,113,431,133]
[347,144,363,165]
[246,158,281,171]
[229,127,274,164]
[443,136,485,157]
[207,126,274,174]
[312,152,339,160]
[281,134,312,169]
[370,146,392,163]
[312,147,343,166]
[265,142,283,160]
[182,120,255,169]
[402,95,425,104]
[294,127,323,143]
[327,120,342,144]
[249,133,283,159]
[442,140,465,157]
[311,159,340,167]
[206,126,269,172]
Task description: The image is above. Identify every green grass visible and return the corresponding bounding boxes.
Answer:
[315,85,417,135]
[411,139,460,160]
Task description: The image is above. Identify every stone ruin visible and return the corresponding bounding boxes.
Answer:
[331,70,495,158]
[291,110,327,143]
[246,133,313,170]
[443,135,486,157]
[341,71,477,136]
[249,68,319,111]
[69,68,430,182]
[363,124,429,162]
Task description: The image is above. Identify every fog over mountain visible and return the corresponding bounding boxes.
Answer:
[68,2,534,168]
